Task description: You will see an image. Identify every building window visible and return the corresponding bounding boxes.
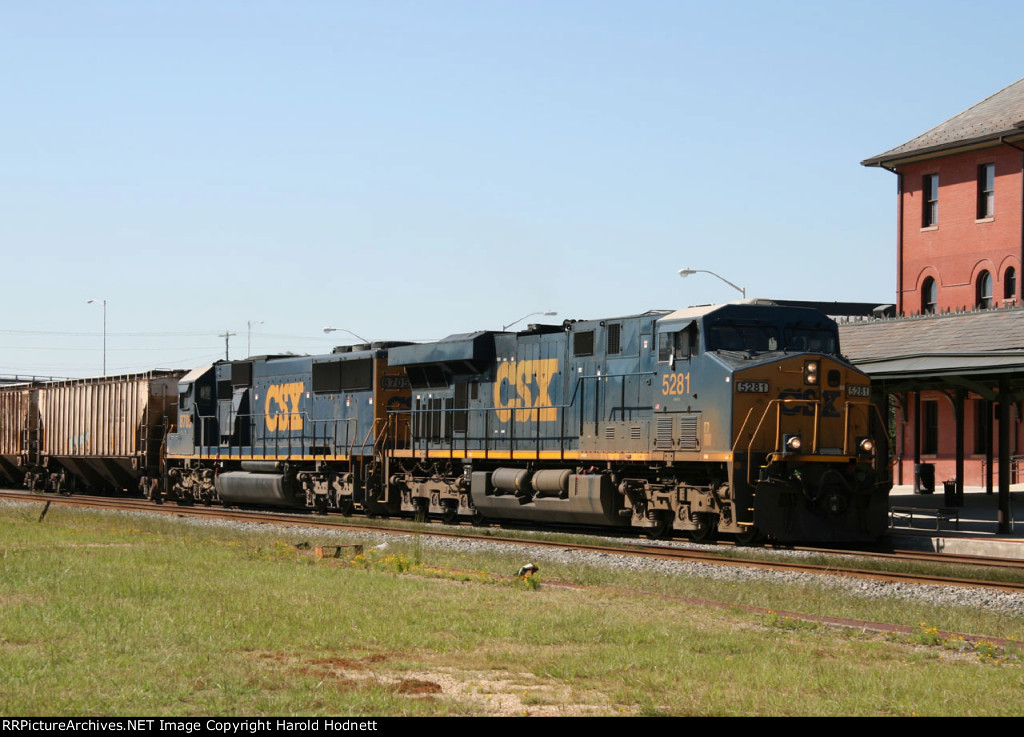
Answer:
[921,277,937,313]
[976,270,993,309]
[923,174,938,227]
[978,163,994,219]
[922,400,938,454]
[1004,267,1016,303]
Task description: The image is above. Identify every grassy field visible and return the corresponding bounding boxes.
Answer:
[1,502,1022,716]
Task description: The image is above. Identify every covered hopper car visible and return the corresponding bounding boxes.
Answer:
[0,372,183,495]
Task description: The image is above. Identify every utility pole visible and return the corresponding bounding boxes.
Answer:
[218,331,236,361]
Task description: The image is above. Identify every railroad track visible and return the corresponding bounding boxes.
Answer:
[4,489,1024,594]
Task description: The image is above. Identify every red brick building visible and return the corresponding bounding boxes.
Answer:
[856,79,1024,494]
[862,78,1024,316]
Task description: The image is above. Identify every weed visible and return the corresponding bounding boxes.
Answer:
[516,572,541,591]
[350,549,419,575]
[912,623,942,647]
[973,640,1000,662]
[250,540,308,563]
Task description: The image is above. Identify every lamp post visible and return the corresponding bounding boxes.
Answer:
[86,298,107,376]
[322,327,371,343]
[502,311,557,331]
[678,269,746,299]
[247,320,263,357]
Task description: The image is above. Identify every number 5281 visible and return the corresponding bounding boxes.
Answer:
[661,372,690,396]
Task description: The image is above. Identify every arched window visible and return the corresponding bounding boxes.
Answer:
[921,277,937,314]
[1004,267,1016,303]
[977,271,993,309]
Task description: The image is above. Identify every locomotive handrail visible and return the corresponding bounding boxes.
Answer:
[189,410,369,460]
[735,397,888,488]
[390,370,657,458]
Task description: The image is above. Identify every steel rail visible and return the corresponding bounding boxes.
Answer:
[3,490,1024,594]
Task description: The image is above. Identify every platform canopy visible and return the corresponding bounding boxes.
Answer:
[839,307,1024,532]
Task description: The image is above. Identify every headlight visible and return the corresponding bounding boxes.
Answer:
[784,434,802,452]
[804,361,819,385]
[858,437,875,454]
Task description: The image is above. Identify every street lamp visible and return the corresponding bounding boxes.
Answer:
[322,326,371,344]
[85,298,106,376]
[678,269,746,299]
[247,320,263,357]
[502,311,557,331]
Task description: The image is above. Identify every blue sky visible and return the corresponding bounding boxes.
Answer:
[2,1,1020,376]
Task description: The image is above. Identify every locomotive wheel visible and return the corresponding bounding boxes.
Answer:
[314,495,329,516]
[689,513,717,543]
[645,511,674,540]
[337,498,354,517]
[735,526,763,546]
[413,499,429,524]
[471,509,488,527]
[441,502,459,525]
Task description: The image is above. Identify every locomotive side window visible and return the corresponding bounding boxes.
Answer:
[658,325,699,362]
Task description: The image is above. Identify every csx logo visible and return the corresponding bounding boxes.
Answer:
[265,382,304,432]
[778,388,841,418]
[493,359,558,422]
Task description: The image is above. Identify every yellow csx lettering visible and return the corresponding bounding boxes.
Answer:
[265,382,305,432]
[493,359,558,422]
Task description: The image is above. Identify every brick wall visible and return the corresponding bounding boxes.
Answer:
[897,146,1023,314]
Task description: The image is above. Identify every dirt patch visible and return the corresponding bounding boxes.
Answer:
[245,649,626,714]
[0,593,47,607]
[395,679,443,695]
[320,665,628,716]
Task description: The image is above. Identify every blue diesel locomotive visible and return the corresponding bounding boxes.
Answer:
[159,300,891,542]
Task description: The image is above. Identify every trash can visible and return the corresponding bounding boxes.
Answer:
[915,463,935,494]
[943,479,963,507]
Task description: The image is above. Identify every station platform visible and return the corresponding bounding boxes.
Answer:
[884,485,1024,560]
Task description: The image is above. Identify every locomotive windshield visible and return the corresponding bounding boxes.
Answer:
[707,322,780,352]
[706,321,839,354]
[784,327,838,354]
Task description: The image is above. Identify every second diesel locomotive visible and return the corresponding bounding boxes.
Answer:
[156,300,890,542]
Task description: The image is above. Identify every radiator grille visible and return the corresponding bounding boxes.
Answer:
[655,416,674,449]
[679,415,699,450]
